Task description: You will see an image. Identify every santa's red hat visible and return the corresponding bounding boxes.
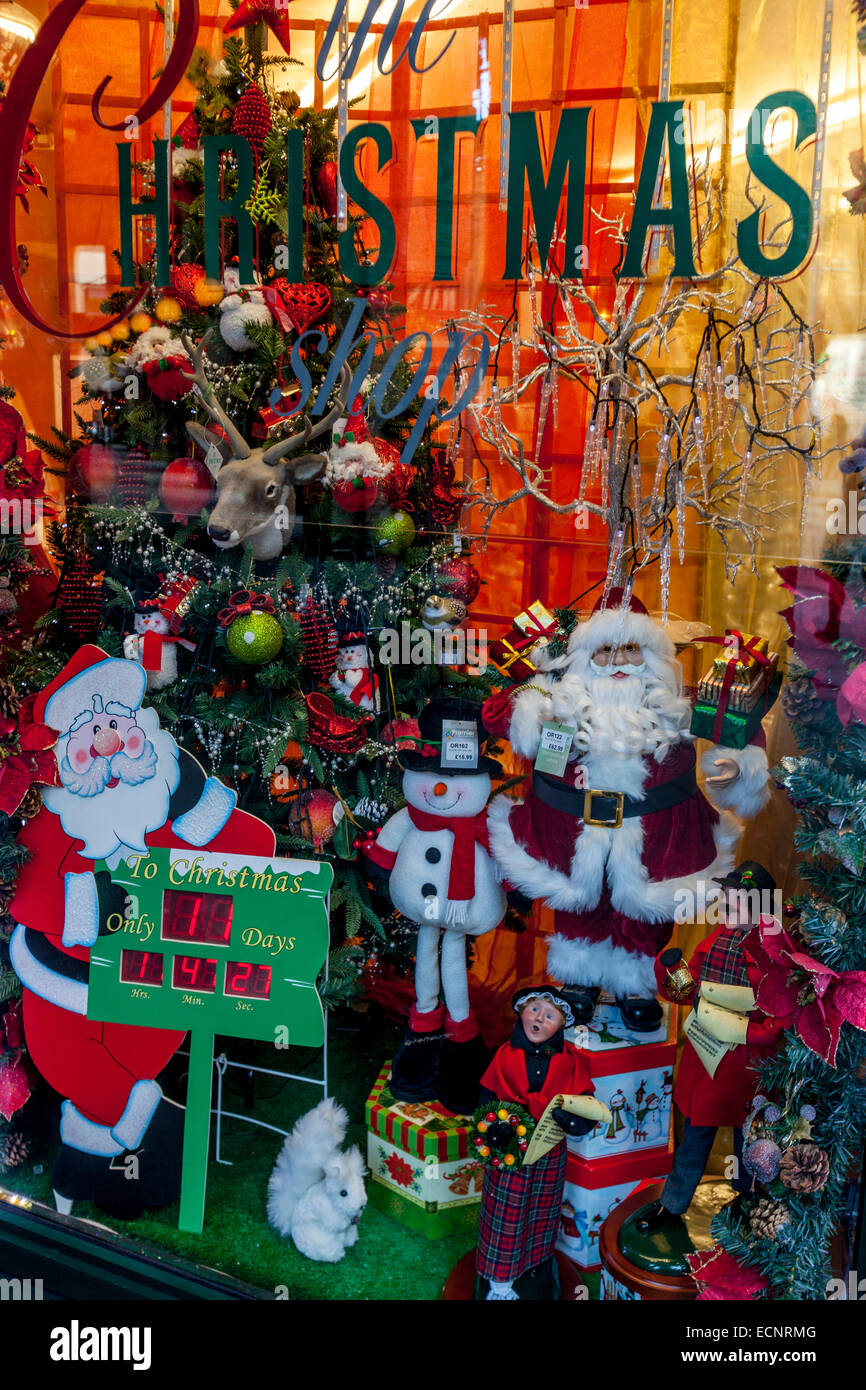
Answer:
[561,586,675,663]
[34,645,147,733]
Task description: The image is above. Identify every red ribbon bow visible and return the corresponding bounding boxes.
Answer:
[702,629,771,743]
[217,589,276,628]
[0,691,61,816]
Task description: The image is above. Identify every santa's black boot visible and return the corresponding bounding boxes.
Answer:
[52,1083,183,1220]
[436,1012,487,1116]
[389,1005,444,1102]
[617,995,663,1033]
[557,985,601,1026]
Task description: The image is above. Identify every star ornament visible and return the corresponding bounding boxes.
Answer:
[223,0,292,54]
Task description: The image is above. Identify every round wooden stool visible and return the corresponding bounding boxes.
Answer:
[599,1178,735,1300]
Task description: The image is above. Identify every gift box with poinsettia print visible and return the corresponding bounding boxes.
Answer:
[365,1061,481,1238]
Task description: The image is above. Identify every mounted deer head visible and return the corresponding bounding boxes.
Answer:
[180,331,351,562]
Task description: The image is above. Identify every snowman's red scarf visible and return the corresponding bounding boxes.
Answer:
[406,804,489,900]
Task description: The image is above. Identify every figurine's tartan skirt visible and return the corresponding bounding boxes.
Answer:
[476,1142,567,1283]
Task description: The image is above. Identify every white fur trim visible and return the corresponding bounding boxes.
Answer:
[324,440,388,484]
[487,794,741,923]
[701,743,769,819]
[507,677,557,759]
[173,776,236,845]
[60,1101,122,1157]
[565,607,677,661]
[62,872,100,949]
[110,1079,161,1149]
[9,924,88,1016]
[547,932,658,997]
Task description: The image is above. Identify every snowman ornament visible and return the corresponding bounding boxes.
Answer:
[365,697,505,1114]
[329,631,380,713]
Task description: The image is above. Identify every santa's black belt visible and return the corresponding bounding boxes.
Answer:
[531,766,698,828]
[22,926,89,983]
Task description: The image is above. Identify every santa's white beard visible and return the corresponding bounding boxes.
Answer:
[43,711,181,860]
[58,742,159,797]
[550,669,691,759]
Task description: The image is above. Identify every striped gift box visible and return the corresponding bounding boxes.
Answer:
[697,656,777,713]
[365,1061,472,1162]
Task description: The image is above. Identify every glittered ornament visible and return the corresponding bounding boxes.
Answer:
[377,438,415,510]
[374,509,416,556]
[288,790,340,849]
[315,160,339,218]
[170,263,206,311]
[155,296,183,323]
[117,446,153,505]
[226,610,284,665]
[223,0,292,54]
[299,600,339,681]
[742,1137,782,1183]
[435,555,481,604]
[57,552,103,639]
[70,443,117,501]
[129,311,152,334]
[231,83,272,161]
[158,456,214,521]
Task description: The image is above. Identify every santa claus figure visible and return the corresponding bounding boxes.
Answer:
[487,590,769,1032]
[9,646,275,1216]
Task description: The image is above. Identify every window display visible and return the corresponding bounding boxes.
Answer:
[0,0,862,1346]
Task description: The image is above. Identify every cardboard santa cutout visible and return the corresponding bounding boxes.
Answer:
[487,591,770,1031]
[9,646,275,1216]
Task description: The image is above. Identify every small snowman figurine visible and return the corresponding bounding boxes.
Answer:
[365,697,505,1114]
[329,622,380,713]
[123,580,195,692]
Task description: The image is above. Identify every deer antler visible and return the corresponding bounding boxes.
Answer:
[261,364,354,466]
[180,330,252,460]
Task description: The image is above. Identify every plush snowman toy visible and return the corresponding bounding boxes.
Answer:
[329,631,380,713]
[365,697,505,1114]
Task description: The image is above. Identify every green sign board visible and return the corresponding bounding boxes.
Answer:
[87,847,333,1232]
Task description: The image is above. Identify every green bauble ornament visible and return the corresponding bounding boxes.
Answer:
[374,509,416,556]
[226,612,284,664]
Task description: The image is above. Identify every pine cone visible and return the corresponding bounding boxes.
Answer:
[779,1142,830,1193]
[782,679,821,722]
[749,1197,790,1240]
[0,676,20,722]
[0,1129,30,1171]
[17,785,42,820]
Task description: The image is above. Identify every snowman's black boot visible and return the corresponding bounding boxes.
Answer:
[437,1012,488,1116]
[389,1004,444,1102]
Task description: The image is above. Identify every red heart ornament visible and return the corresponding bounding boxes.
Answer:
[270,279,333,335]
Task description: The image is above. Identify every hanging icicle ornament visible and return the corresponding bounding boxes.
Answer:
[660,526,672,621]
[612,278,628,323]
[676,466,686,564]
[578,421,594,504]
[712,355,726,449]
[599,437,610,515]
[559,283,580,341]
[787,330,805,431]
[754,339,768,417]
[550,344,559,428]
[630,452,643,546]
[511,319,521,390]
[655,277,672,323]
[527,263,540,346]
[535,370,552,457]
[693,412,710,503]
[649,427,671,517]
[491,381,503,442]
[602,526,625,608]
[737,445,754,521]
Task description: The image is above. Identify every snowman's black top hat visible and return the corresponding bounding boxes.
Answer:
[398,696,501,777]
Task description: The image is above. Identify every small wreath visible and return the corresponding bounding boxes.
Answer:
[470,1101,536,1171]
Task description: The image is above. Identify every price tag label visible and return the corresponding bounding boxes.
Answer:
[535,721,576,777]
[441,720,478,769]
[204,443,224,478]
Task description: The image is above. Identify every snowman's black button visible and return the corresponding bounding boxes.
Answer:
[421,883,437,897]
[425,848,441,864]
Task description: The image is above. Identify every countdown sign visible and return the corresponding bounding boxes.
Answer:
[88,847,333,1046]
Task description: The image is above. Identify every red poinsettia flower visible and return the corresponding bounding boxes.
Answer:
[0,101,47,214]
[686,1246,769,1301]
[0,690,60,815]
[0,400,45,504]
[384,1152,415,1188]
[749,918,866,1066]
[777,565,866,706]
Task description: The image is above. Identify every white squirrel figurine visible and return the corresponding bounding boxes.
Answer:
[267,1098,367,1263]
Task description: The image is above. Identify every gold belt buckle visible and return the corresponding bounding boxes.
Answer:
[583,788,625,828]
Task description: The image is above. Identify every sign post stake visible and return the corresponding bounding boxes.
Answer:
[178,1029,215,1234]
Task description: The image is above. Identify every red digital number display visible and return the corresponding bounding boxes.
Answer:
[162,889,233,946]
[172,955,217,993]
[120,949,164,986]
[224,960,272,1000]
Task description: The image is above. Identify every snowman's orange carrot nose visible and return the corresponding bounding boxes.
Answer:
[433,782,448,796]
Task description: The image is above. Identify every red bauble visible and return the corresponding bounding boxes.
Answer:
[365,286,391,317]
[231,84,272,161]
[380,717,421,751]
[435,555,481,604]
[70,443,117,502]
[288,789,339,850]
[315,160,339,218]
[332,476,379,513]
[377,438,415,510]
[158,456,215,521]
[169,263,205,312]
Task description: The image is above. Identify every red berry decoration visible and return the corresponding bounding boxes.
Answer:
[57,551,103,638]
[485,1111,496,1123]
[158,455,215,521]
[315,160,339,218]
[435,555,481,604]
[117,446,153,504]
[299,600,339,681]
[70,443,117,501]
[231,83,272,161]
